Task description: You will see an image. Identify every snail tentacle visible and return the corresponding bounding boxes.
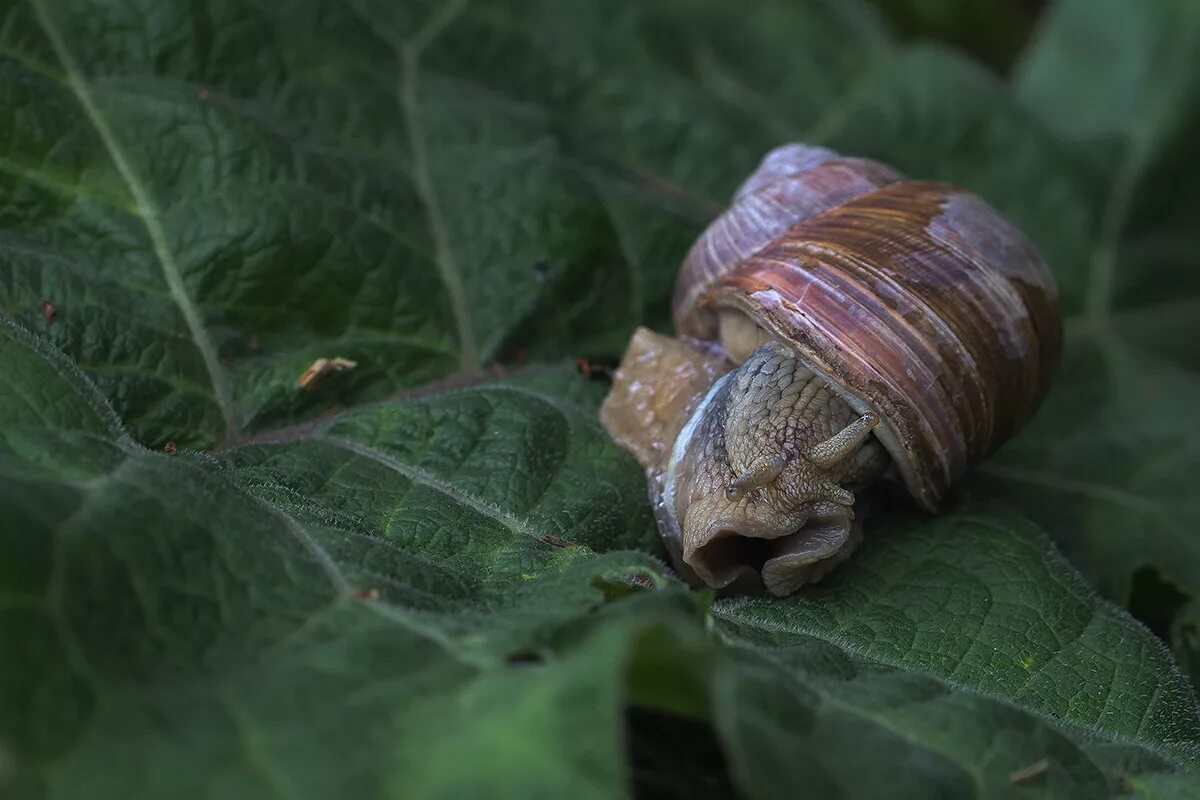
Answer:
[725,454,786,499]
[823,484,855,508]
[807,413,880,469]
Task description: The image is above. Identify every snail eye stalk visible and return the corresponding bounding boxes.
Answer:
[806,413,879,470]
[725,454,787,500]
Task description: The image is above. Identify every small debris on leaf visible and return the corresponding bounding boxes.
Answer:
[198,86,211,101]
[298,357,358,390]
[541,534,572,548]
[576,357,614,380]
[1009,758,1049,784]
[41,300,55,325]
[163,441,177,455]
[350,588,380,601]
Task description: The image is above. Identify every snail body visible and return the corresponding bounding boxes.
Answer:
[601,144,1061,596]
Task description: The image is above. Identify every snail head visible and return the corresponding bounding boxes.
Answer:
[665,341,888,596]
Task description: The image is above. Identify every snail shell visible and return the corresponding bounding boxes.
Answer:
[602,143,1061,594]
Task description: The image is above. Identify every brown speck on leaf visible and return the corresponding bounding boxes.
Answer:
[576,357,614,380]
[298,357,358,390]
[541,534,572,548]
[163,441,177,455]
[198,86,211,100]
[42,300,55,325]
[350,588,380,601]
[249,334,260,352]
[1009,758,1049,784]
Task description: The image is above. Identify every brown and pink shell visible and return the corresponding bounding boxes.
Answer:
[608,142,1060,517]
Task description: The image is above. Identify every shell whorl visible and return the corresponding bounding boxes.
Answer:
[673,144,904,339]
[672,144,1061,509]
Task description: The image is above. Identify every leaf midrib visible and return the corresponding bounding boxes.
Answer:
[397,0,478,374]
[29,0,240,437]
[312,433,574,548]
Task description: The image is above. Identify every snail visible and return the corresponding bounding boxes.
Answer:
[600,143,1061,596]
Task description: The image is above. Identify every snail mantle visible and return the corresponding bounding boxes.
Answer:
[600,143,1061,597]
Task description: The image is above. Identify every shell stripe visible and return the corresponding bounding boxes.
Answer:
[674,152,903,337]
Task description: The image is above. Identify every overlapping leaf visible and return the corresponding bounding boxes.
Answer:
[3,319,1199,797]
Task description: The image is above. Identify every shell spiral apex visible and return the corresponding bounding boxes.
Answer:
[602,142,1061,596]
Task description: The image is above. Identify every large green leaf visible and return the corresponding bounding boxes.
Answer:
[3,318,1199,797]
[0,0,882,448]
[3,0,1200,797]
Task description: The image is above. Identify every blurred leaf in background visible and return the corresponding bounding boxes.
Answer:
[2,0,1199,798]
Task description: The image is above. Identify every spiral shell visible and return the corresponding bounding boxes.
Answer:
[674,144,1061,509]
[673,144,903,338]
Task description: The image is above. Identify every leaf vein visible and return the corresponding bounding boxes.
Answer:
[398,0,476,373]
[29,0,239,437]
[312,433,571,549]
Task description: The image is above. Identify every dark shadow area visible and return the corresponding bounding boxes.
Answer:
[867,0,1049,74]
[626,706,743,800]
[1128,565,1189,642]
[690,533,774,588]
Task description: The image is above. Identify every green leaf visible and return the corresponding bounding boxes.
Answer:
[0,317,687,797]
[3,320,1200,797]
[714,510,1200,793]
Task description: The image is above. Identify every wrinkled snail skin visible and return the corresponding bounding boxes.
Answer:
[663,341,890,596]
[601,142,1062,596]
